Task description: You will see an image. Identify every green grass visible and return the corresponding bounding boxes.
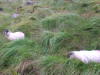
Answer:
[0,0,100,75]
[0,39,37,69]
[41,13,89,32]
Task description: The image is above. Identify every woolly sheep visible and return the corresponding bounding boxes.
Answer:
[4,29,25,40]
[67,50,100,64]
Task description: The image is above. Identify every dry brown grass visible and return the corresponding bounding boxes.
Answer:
[16,60,40,75]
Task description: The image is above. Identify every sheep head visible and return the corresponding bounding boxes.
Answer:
[67,51,76,59]
[3,29,9,36]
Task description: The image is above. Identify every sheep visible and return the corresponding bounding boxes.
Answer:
[4,29,25,41]
[67,50,100,64]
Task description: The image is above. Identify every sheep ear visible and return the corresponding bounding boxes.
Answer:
[3,29,9,35]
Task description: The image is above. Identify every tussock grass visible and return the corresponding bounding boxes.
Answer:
[41,13,89,32]
[37,56,100,75]
[0,39,39,70]
[41,31,72,53]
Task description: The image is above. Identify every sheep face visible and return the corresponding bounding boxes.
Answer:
[67,52,75,59]
[3,29,9,36]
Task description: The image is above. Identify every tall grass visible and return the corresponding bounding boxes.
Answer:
[41,13,89,32]
[0,39,39,70]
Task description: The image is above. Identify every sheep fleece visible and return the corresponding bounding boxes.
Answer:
[71,50,100,64]
[8,32,25,40]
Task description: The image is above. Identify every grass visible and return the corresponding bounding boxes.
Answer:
[0,0,100,75]
[41,13,89,32]
[0,39,37,69]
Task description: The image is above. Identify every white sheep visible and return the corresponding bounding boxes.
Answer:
[67,50,100,64]
[4,29,25,40]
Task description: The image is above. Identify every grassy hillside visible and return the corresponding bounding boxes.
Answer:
[0,0,100,75]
